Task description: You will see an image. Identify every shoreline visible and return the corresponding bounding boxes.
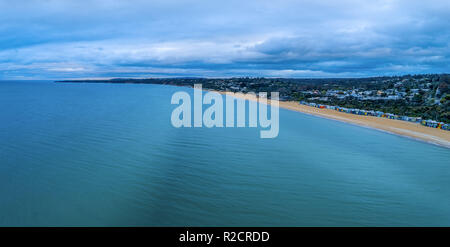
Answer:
[213,90,450,149]
[56,81,450,148]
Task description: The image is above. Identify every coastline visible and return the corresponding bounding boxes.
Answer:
[213,90,450,149]
[55,81,450,148]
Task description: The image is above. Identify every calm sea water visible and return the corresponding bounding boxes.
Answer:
[1,80,449,226]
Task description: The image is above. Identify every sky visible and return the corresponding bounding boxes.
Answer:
[0,0,449,79]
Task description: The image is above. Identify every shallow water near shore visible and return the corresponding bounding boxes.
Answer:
[1,80,450,226]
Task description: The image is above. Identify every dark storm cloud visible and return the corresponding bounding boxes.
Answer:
[0,0,449,79]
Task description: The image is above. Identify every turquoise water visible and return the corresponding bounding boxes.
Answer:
[0,80,449,226]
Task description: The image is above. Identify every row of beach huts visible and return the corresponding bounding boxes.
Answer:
[299,101,450,131]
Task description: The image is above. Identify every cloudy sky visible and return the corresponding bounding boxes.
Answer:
[0,0,449,79]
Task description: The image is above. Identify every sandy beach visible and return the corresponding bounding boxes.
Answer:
[215,91,450,148]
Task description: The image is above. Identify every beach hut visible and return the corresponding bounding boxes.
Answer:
[442,124,449,131]
[432,121,439,128]
[409,117,419,122]
[423,120,438,128]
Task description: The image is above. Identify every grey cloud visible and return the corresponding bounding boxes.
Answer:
[0,0,449,79]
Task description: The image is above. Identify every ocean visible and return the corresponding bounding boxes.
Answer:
[0,80,449,226]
